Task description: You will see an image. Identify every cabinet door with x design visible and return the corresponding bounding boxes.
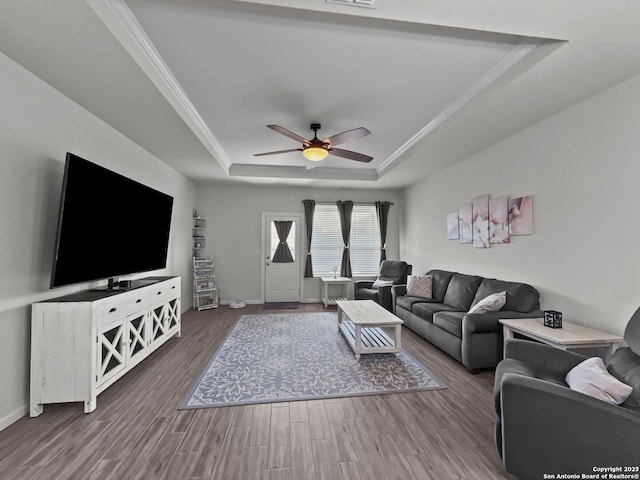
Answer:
[126,310,149,367]
[96,319,126,388]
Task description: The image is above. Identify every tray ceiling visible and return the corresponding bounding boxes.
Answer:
[2,0,640,188]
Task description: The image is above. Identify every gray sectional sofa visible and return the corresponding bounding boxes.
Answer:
[393,269,542,371]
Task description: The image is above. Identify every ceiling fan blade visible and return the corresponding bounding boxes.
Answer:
[253,148,302,157]
[267,125,309,144]
[323,127,371,146]
[329,148,373,163]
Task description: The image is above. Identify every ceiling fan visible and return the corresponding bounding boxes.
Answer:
[254,123,373,163]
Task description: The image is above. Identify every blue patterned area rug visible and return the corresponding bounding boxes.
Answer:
[179,312,445,409]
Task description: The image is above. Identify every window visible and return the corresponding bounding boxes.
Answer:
[310,203,380,276]
[350,205,380,275]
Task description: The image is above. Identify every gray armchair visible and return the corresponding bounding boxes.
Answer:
[354,260,412,312]
[494,308,640,480]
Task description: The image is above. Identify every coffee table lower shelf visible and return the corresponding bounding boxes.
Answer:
[338,319,400,359]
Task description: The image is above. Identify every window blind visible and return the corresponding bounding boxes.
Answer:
[310,203,380,276]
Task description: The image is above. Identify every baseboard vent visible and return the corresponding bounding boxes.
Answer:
[326,0,376,9]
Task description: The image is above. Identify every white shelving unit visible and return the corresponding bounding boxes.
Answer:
[193,257,218,310]
[192,213,218,310]
[193,215,206,258]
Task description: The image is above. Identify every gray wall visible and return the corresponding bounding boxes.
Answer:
[401,73,640,336]
[195,184,403,303]
[0,51,196,430]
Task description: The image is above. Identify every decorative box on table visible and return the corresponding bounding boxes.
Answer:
[543,310,563,328]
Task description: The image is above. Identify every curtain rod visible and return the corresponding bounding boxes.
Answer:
[313,201,394,206]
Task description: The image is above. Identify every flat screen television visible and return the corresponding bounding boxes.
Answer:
[50,153,174,288]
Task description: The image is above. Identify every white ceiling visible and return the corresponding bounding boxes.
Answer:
[1,0,640,189]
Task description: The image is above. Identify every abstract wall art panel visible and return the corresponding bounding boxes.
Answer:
[508,195,533,235]
[447,212,459,240]
[489,195,510,244]
[472,194,490,248]
[458,203,473,244]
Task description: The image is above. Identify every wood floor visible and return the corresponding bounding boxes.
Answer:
[0,304,515,480]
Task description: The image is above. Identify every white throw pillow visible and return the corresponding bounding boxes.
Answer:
[407,275,433,298]
[565,357,633,405]
[372,278,394,288]
[468,291,506,314]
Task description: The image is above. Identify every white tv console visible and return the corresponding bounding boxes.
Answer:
[30,276,181,416]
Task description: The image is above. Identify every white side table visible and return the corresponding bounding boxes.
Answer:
[500,317,623,360]
[320,277,352,308]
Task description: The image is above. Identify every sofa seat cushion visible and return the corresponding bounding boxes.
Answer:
[607,347,640,411]
[471,278,540,313]
[443,273,484,311]
[433,311,466,338]
[396,295,438,311]
[412,302,459,322]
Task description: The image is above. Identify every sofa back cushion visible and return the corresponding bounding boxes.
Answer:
[442,273,483,310]
[378,260,411,285]
[426,269,455,302]
[624,306,640,356]
[471,278,540,313]
[607,347,640,411]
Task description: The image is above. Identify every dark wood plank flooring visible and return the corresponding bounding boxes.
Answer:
[0,304,515,479]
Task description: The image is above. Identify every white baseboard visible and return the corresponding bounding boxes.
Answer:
[216,299,324,306]
[219,299,262,305]
[0,403,28,432]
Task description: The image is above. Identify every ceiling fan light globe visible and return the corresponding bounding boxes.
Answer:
[303,146,328,161]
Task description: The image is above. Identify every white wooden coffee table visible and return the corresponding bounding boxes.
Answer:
[336,300,403,359]
[500,317,623,360]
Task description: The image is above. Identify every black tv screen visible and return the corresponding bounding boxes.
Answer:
[50,153,174,288]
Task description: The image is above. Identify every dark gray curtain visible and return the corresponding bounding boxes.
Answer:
[272,220,294,263]
[302,199,315,277]
[375,201,391,262]
[336,200,353,278]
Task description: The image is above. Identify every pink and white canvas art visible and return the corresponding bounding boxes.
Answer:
[508,196,533,235]
[472,194,490,248]
[458,204,473,244]
[489,196,510,244]
[447,212,459,240]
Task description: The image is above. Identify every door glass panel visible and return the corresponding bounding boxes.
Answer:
[270,221,295,262]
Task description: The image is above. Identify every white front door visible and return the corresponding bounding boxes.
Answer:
[264,214,301,303]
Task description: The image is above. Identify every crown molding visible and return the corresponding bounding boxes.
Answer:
[230,164,378,181]
[377,37,542,176]
[86,0,231,172]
